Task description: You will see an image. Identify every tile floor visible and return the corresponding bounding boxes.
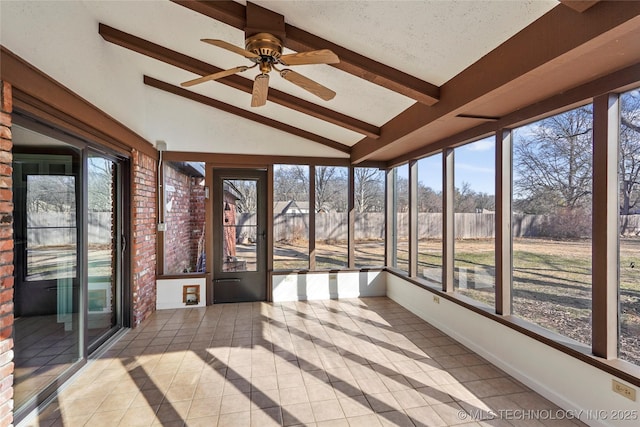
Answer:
[23,297,586,426]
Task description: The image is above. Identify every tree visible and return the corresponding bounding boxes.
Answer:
[514,105,593,214]
[88,157,114,212]
[620,90,640,215]
[228,180,256,213]
[416,182,442,213]
[315,166,347,212]
[354,168,384,213]
[273,165,309,202]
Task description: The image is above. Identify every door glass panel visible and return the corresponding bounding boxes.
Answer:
[12,147,81,411]
[26,175,77,281]
[222,179,257,272]
[87,155,119,345]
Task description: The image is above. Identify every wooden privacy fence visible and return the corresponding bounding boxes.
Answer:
[242,212,640,241]
[30,211,640,245]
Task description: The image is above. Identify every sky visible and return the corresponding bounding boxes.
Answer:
[412,136,495,195]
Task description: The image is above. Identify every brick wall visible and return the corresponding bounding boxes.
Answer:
[189,177,205,272]
[163,164,205,274]
[164,165,193,273]
[0,81,14,426]
[131,149,157,326]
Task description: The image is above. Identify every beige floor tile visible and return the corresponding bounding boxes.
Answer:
[282,402,316,426]
[220,391,252,414]
[95,392,136,413]
[311,399,345,422]
[26,298,588,427]
[250,407,283,427]
[279,385,310,405]
[218,410,251,427]
[118,404,159,426]
[187,396,222,419]
[346,413,383,427]
[338,395,373,418]
[185,415,220,426]
[155,400,191,424]
[377,410,414,427]
[405,405,448,427]
[251,388,281,409]
[84,409,126,427]
[317,419,350,427]
[306,383,337,402]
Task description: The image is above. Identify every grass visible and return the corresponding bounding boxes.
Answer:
[274,237,640,365]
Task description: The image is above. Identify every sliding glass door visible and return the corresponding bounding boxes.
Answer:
[87,152,124,350]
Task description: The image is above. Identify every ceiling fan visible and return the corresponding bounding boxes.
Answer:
[181,32,340,107]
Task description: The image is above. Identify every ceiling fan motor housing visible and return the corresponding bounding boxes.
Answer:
[245,33,283,61]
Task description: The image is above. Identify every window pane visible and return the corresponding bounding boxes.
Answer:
[454,137,495,307]
[417,154,443,286]
[619,88,640,365]
[512,105,593,346]
[393,165,409,272]
[222,179,257,272]
[273,165,309,269]
[354,168,385,267]
[163,162,206,274]
[315,166,348,269]
[87,155,118,345]
[26,175,77,281]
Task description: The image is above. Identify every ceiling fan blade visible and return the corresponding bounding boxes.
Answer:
[279,49,339,66]
[201,39,260,59]
[251,74,269,107]
[181,66,249,87]
[280,69,336,101]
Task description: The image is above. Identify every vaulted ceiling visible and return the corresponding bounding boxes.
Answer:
[1,1,639,165]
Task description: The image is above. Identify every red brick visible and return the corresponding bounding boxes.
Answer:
[0,113,10,128]
[1,82,11,114]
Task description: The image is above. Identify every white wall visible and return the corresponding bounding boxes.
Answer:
[272,270,385,302]
[386,273,640,427]
[156,277,207,310]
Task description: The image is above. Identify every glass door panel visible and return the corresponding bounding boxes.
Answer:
[87,153,121,348]
[12,151,82,409]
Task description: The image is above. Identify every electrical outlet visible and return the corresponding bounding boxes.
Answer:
[612,379,636,401]
[433,295,440,304]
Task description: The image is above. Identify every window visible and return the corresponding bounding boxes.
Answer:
[315,166,348,269]
[273,165,309,269]
[26,174,76,280]
[392,164,409,272]
[354,167,385,267]
[163,162,206,274]
[512,105,593,345]
[619,88,640,365]
[454,137,496,307]
[417,154,443,286]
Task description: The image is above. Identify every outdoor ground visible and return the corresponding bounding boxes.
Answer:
[274,238,640,365]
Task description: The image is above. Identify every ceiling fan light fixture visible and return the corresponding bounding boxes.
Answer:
[245,32,283,60]
[181,31,339,107]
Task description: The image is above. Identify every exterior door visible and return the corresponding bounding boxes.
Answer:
[212,169,267,303]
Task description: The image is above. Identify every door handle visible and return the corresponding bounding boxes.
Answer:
[214,278,241,283]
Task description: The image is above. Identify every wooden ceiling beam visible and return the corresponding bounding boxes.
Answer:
[559,1,601,13]
[99,23,380,139]
[349,1,640,163]
[143,76,351,154]
[171,0,440,105]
